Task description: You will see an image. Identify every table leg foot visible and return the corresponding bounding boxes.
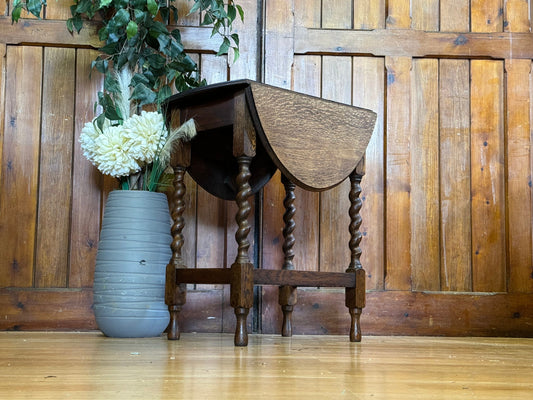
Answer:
[349,307,362,342]
[281,305,294,337]
[167,305,181,340]
[234,307,250,346]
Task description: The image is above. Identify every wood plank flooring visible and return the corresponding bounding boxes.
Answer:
[1,332,532,399]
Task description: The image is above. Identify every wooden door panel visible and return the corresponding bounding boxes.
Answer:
[2,0,533,336]
[260,0,533,336]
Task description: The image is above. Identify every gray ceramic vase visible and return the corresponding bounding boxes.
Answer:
[93,190,172,337]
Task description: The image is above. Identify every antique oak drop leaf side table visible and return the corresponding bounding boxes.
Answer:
[164,80,377,346]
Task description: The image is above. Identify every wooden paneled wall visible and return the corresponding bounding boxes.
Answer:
[1,0,533,336]
[260,0,532,337]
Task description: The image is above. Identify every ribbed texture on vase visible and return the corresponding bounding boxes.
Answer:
[93,190,171,338]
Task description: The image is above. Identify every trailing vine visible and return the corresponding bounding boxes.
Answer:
[11,0,242,125]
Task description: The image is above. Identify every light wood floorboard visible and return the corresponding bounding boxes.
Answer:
[1,332,532,399]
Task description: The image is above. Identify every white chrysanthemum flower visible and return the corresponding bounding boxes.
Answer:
[93,125,141,177]
[122,111,168,165]
[79,118,111,163]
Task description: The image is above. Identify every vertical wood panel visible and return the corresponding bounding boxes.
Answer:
[0,46,42,288]
[410,58,440,291]
[69,49,103,288]
[505,0,532,293]
[439,59,472,292]
[352,56,385,290]
[411,0,439,30]
[322,0,352,29]
[175,0,200,26]
[294,0,321,28]
[264,0,293,89]
[35,47,75,288]
[174,54,198,274]
[385,56,412,290]
[506,60,533,293]
[201,53,228,85]
[261,0,295,334]
[292,55,321,272]
[471,0,504,32]
[197,53,229,289]
[229,0,258,80]
[440,0,470,31]
[353,0,385,29]
[320,56,352,273]
[439,0,473,293]
[196,189,226,281]
[504,0,530,32]
[0,43,5,195]
[45,0,72,20]
[386,0,411,29]
[470,60,506,292]
[292,6,321,274]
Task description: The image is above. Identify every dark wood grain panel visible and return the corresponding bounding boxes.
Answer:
[439,59,472,292]
[0,46,42,288]
[35,47,75,288]
[68,49,103,288]
[387,0,411,29]
[319,56,353,274]
[352,57,385,290]
[410,58,440,291]
[384,56,412,291]
[0,288,96,331]
[505,59,533,294]
[470,60,506,292]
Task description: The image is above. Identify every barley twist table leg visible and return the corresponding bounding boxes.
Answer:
[346,170,365,342]
[279,175,297,337]
[231,156,254,346]
[166,165,188,340]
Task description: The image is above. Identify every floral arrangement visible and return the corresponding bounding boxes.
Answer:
[79,70,197,190]
[12,0,242,190]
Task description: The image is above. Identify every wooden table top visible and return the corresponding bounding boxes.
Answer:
[165,80,377,197]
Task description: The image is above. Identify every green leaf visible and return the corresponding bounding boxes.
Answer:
[99,92,123,121]
[188,0,202,15]
[236,4,244,21]
[156,85,172,105]
[27,0,44,18]
[156,34,171,52]
[126,20,138,39]
[113,8,130,27]
[232,46,240,63]
[227,4,236,24]
[98,26,109,41]
[104,73,121,94]
[99,0,113,8]
[92,58,108,74]
[216,37,231,56]
[131,72,150,86]
[94,113,107,131]
[100,41,118,55]
[11,3,23,23]
[146,53,166,69]
[130,82,157,106]
[72,16,84,33]
[147,0,158,16]
[201,12,214,26]
[75,0,92,15]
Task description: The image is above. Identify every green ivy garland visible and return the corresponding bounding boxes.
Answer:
[11,0,242,124]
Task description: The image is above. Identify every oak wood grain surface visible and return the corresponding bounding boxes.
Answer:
[1,332,532,399]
